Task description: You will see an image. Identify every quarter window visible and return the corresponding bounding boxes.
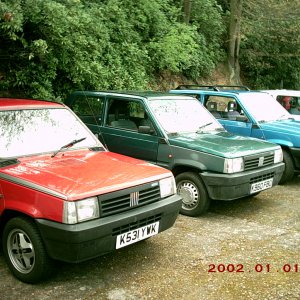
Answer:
[71,96,104,125]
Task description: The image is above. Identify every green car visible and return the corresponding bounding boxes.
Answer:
[65,91,285,217]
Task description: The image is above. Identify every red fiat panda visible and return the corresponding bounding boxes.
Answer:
[0,98,181,283]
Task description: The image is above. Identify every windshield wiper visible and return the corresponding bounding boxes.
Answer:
[214,127,226,132]
[276,114,288,121]
[51,137,86,158]
[197,122,213,133]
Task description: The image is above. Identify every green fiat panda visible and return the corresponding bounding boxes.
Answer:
[65,91,285,217]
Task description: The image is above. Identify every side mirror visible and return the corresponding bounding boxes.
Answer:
[138,125,152,134]
[236,115,248,122]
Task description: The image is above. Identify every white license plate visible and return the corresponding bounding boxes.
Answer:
[116,221,159,249]
[250,178,273,194]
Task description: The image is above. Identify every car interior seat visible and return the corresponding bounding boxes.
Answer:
[226,101,240,119]
[206,101,221,118]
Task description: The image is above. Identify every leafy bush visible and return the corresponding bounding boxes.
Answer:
[0,0,225,99]
[240,0,300,89]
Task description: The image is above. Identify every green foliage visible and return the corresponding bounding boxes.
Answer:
[0,0,225,99]
[240,0,300,89]
[171,0,226,78]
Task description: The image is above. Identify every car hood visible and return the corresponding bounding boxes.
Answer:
[168,131,278,158]
[0,150,170,200]
[259,119,300,146]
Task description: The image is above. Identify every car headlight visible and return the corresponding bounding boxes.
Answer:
[224,157,244,173]
[63,197,99,224]
[159,176,176,198]
[274,148,283,163]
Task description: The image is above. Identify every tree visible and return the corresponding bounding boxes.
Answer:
[0,0,225,99]
[240,0,300,89]
[228,0,242,84]
[183,0,192,24]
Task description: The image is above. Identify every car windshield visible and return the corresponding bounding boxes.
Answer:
[148,98,223,134]
[0,108,100,158]
[238,93,292,122]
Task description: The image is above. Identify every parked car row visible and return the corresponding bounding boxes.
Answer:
[0,85,298,283]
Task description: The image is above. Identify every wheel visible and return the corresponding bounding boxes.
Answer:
[2,216,54,283]
[279,150,294,184]
[176,172,210,217]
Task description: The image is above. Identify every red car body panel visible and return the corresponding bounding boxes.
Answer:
[0,98,62,109]
[1,150,170,199]
[0,149,172,221]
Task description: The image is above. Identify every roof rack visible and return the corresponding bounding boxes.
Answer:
[214,85,250,91]
[175,85,218,91]
[175,85,250,91]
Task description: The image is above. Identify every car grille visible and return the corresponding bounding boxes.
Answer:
[250,172,274,184]
[244,152,274,171]
[112,214,162,236]
[99,182,161,217]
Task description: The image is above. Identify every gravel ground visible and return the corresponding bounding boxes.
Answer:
[0,176,299,300]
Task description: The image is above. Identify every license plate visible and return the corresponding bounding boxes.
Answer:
[250,178,273,194]
[116,221,159,249]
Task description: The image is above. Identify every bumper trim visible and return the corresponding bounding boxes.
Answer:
[200,163,285,200]
[36,194,181,263]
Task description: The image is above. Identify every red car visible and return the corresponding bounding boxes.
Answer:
[261,89,300,120]
[0,98,181,283]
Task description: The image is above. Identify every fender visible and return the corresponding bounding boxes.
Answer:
[172,158,207,172]
[0,176,64,222]
[267,139,294,148]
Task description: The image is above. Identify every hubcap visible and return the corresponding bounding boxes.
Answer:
[7,229,35,274]
[177,181,199,210]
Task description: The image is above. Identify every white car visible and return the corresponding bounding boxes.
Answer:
[261,89,300,120]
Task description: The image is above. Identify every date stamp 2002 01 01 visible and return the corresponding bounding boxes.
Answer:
[208,263,299,273]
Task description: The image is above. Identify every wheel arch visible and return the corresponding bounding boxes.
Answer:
[171,164,203,178]
[0,210,35,236]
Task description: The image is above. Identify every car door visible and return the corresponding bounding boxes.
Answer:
[203,94,258,137]
[100,96,161,164]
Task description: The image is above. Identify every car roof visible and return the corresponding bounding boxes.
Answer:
[171,89,266,97]
[170,85,269,96]
[69,90,194,101]
[0,98,64,110]
[261,90,300,97]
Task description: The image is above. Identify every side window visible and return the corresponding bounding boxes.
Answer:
[205,96,241,120]
[71,96,104,124]
[106,98,156,133]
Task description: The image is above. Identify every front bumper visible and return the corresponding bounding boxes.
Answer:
[200,162,285,200]
[36,194,181,263]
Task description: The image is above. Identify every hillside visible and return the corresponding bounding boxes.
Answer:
[155,63,232,91]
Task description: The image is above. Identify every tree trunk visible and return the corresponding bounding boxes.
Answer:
[228,0,243,84]
[183,0,192,24]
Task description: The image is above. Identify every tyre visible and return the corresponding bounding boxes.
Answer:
[176,172,210,217]
[2,216,54,283]
[279,150,294,184]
